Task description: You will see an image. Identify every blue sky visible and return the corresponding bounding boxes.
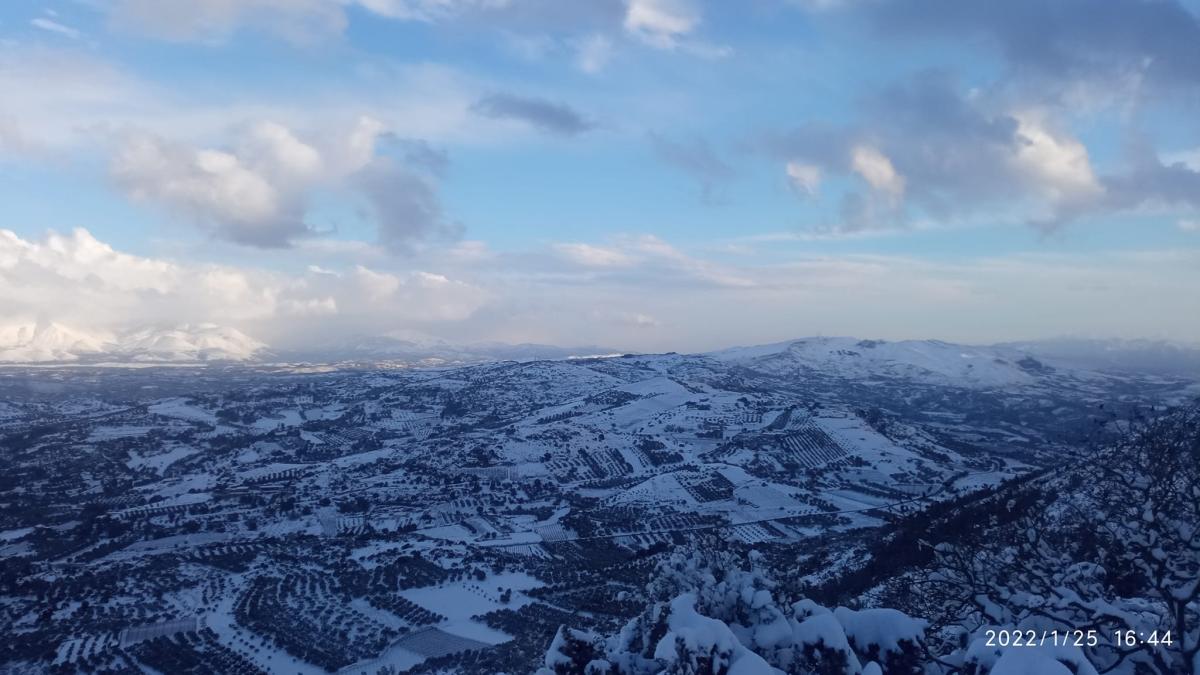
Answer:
[1,0,1199,351]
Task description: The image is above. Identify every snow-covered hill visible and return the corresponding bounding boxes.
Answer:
[0,321,608,366]
[0,338,1194,675]
[0,322,265,363]
[0,321,112,362]
[114,324,266,362]
[709,336,1065,388]
[3,327,1195,385]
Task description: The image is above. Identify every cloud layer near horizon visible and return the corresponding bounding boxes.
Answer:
[3,227,1197,352]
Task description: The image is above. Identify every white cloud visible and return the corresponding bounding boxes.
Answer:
[341,266,485,321]
[1011,112,1102,207]
[554,242,635,267]
[623,312,660,327]
[1179,219,1200,232]
[785,161,821,197]
[31,18,81,39]
[107,116,457,249]
[356,0,512,22]
[0,227,487,345]
[850,145,905,199]
[2,227,1198,352]
[480,239,1200,351]
[0,44,509,168]
[0,228,174,293]
[352,264,403,299]
[445,240,493,262]
[555,235,757,288]
[624,0,699,49]
[0,228,266,327]
[110,130,302,247]
[238,121,324,181]
[281,296,339,317]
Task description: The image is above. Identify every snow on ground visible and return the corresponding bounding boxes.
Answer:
[824,489,893,509]
[343,642,425,674]
[732,482,803,513]
[146,485,214,507]
[474,531,543,547]
[205,582,329,675]
[814,415,922,468]
[706,339,801,361]
[145,473,214,499]
[349,541,414,562]
[416,524,475,542]
[0,527,33,542]
[147,398,218,425]
[0,400,25,421]
[606,377,695,429]
[126,445,197,474]
[608,472,695,507]
[88,426,156,441]
[114,533,231,557]
[305,404,347,421]
[259,514,323,538]
[250,408,305,430]
[332,448,392,468]
[711,336,1053,389]
[400,571,544,646]
[0,542,33,557]
[235,463,306,481]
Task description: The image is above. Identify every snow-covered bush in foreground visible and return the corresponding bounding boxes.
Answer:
[537,556,1115,674]
[960,637,1098,675]
[537,549,921,674]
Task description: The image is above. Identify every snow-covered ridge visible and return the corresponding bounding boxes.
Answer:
[3,325,1196,382]
[115,324,266,362]
[0,321,264,363]
[708,336,1064,388]
[0,321,613,366]
[0,322,111,362]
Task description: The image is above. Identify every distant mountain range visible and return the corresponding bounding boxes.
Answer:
[709,337,1059,388]
[1,321,1198,379]
[0,322,265,363]
[0,321,614,366]
[711,336,1200,381]
[280,333,619,366]
[997,337,1200,377]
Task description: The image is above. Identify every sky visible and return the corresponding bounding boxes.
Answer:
[1,0,1199,353]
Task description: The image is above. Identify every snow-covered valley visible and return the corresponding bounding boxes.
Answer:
[1,338,1196,674]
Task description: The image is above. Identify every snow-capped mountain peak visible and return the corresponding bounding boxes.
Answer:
[0,322,265,363]
[116,324,266,362]
[0,321,113,362]
[709,336,1053,388]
